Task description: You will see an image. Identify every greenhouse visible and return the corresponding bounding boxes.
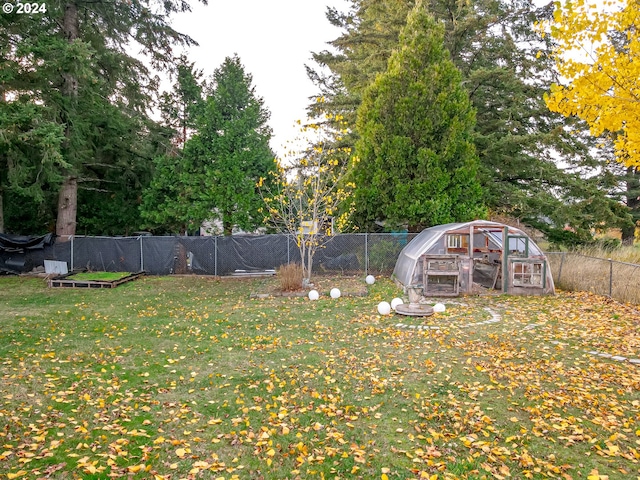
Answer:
[393,220,555,296]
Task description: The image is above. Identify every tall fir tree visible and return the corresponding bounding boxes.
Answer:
[158,56,205,150]
[351,4,485,231]
[0,0,204,235]
[544,0,640,242]
[307,0,629,238]
[140,59,206,235]
[0,10,66,233]
[623,167,640,243]
[189,55,276,235]
[142,55,276,235]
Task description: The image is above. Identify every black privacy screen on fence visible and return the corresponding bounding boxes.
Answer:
[0,233,416,276]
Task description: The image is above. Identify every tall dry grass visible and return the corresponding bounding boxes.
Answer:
[546,248,640,304]
[277,262,303,291]
[577,244,640,264]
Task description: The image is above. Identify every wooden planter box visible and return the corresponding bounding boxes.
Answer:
[48,271,144,288]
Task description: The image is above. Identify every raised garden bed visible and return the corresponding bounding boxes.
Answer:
[48,271,144,288]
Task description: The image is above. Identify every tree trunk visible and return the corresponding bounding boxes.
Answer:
[173,242,188,274]
[56,176,78,236]
[622,167,640,245]
[306,244,314,283]
[62,3,79,99]
[223,217,233,236]
[0,85,5,234]
[297,235,309,284]
[0,188,4,234]
[299,235,316,284]
[57,2,80,237]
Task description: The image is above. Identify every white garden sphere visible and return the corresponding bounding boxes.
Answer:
[377,301,391,315]
[433,302,446,313]
[308,289,320,301]
[390,297,404,310]
[330,288,341,299]
[365,275,376,285]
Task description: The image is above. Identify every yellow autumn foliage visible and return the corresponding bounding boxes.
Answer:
[256,121,355,281]
[543,0,640,166]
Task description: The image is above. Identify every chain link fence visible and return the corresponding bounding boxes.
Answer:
[4,233,417,277]
[546,252,640,304]
[6,237,639,303]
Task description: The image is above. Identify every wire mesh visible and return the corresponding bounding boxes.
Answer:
[366,233,416,275]
[24,233,422,277]
[312,234,365,275]
[546,252,640,304]
[4,236,638,304]
[72,236,142,273]
[612,260,640,304]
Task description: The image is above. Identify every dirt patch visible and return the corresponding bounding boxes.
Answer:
[250,274,369,298]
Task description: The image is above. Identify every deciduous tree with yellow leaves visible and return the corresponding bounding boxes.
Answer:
[258,121,353,284]
[544,0,640,167]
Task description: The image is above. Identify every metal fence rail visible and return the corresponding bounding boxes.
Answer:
[5,237,639,304]
[6,233,417,277]
[546,252,640,304]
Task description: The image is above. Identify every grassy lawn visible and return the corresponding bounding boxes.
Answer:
[0,275,638,480]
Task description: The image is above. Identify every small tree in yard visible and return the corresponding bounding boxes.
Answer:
[259,121,353,285]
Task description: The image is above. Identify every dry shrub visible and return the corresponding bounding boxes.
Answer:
[278,263,303,292]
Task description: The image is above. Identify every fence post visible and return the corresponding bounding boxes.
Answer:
[557,252,565,284]
[287,234,290,265]
[214,236,218,277]
[70,235,74,272]
[609,258,613,297]
[139,236,144,272]
[365,233,369,276]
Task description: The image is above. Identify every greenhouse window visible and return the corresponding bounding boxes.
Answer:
[512,261,544,287]
[447,234,468,252]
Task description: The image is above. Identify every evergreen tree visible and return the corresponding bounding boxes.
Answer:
[73,102,168,236]
[158,56,205,149]
[142,55,276,235]
[0,11,66,233]
[189,55,276,235]
[0,0,204,236]
[351,4,485,231]
[623,167,640,243]
[307,0,629,237]
[544,0,640,242]
[444,0,627,237]
[140,153,197,235]
[0,100,65,233]
[141,60,206,235]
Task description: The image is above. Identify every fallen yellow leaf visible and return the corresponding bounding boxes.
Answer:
[7,472,28,479]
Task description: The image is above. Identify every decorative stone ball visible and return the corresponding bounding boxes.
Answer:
[377,301,391,315]
[365,275,376,285]
[308,289,320,301]
[433,302,446,313]
[330,288,341,299]
[390,297,404,310]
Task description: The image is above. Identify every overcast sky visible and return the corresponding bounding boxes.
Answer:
[170,1,350,157]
